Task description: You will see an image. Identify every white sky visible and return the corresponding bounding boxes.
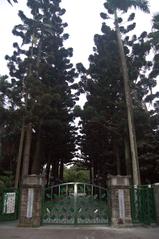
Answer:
[0,0,159,76]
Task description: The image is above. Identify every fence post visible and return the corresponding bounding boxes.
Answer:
[153,183,159,225]
[18,175,44,227]
[107,175,132,226]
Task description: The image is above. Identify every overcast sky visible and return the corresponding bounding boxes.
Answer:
[0,0,159,76]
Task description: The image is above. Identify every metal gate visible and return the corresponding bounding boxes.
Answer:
[0,188,19,222]
[130,185,156,225]
[42,182,110,225]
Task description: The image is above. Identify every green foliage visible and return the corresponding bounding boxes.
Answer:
[76,0,159,185]
[1,0,159,186]
[0,174,14,189]
[7,0,18,5]
[1,0,77,184]
[105,0,149,13]
[64,166,89,183]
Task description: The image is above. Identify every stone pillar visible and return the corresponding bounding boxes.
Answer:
[107,175,132,226]
[19,175,43,227]
[153,183,159,224]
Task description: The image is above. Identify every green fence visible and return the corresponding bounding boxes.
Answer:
[130,185,156,225]
[0,188,19,221]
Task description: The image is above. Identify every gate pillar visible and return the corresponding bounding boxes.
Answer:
[108,175,132,226]
[19,175,44,227]
[153,183,159,224]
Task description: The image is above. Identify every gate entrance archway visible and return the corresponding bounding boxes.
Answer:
[42,182,110,225]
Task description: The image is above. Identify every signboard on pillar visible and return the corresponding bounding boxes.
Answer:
[26,188,34,218]
[118,189,125,221]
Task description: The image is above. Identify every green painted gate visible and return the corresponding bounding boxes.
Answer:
[130,185,156,225]
[42,182,110,225]
[0,188,19,222]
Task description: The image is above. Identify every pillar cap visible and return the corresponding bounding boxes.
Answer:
[107,175,131,187]
[22,175,44,186]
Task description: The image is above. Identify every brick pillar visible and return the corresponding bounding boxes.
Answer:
[107,175,132,226]
[19,175,43,227]
[153,183,159,224]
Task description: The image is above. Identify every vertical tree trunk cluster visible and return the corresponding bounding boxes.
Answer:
[14,123,32,188]
[114,10,140,185]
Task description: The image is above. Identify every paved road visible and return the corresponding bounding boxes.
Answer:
[0,224,159,239]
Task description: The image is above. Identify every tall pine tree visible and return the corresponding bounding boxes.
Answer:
[76,3,159,185]
[5,0,77,186]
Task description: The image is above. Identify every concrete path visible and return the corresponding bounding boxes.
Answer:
[0,223,159,239]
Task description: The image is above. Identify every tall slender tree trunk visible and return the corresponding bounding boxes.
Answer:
[114,10,140,185]
[51,159,59,184]
[115,145,121,175]
[31,133,41,174]
[94,159,98,184]
[59,159,64,182]
[22,123,32,177]
[15,35,36,183]
[31,124,42,175]
[89,158,94,184]
[124,136,131,175]
[46,162,51,186]
[90,165,93,184]
[14,124,25,188]
[0,128,2,159]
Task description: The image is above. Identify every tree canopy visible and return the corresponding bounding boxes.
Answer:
[76,0,159,185]
[0,0,159,187]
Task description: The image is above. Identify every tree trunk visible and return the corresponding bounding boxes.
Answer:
[31,130,41,174]
[114,10,140,185]
[0,128,2,159]
[89,158,94,184]
[51,159,59,184]
[115,145,121,175]
[22,123,32,177]
[90,165,93,184]
[14,124,25,188]
[94,159,99,185]
[46,162,51,186]
[59,159,64,182]
[124,136,131,175]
